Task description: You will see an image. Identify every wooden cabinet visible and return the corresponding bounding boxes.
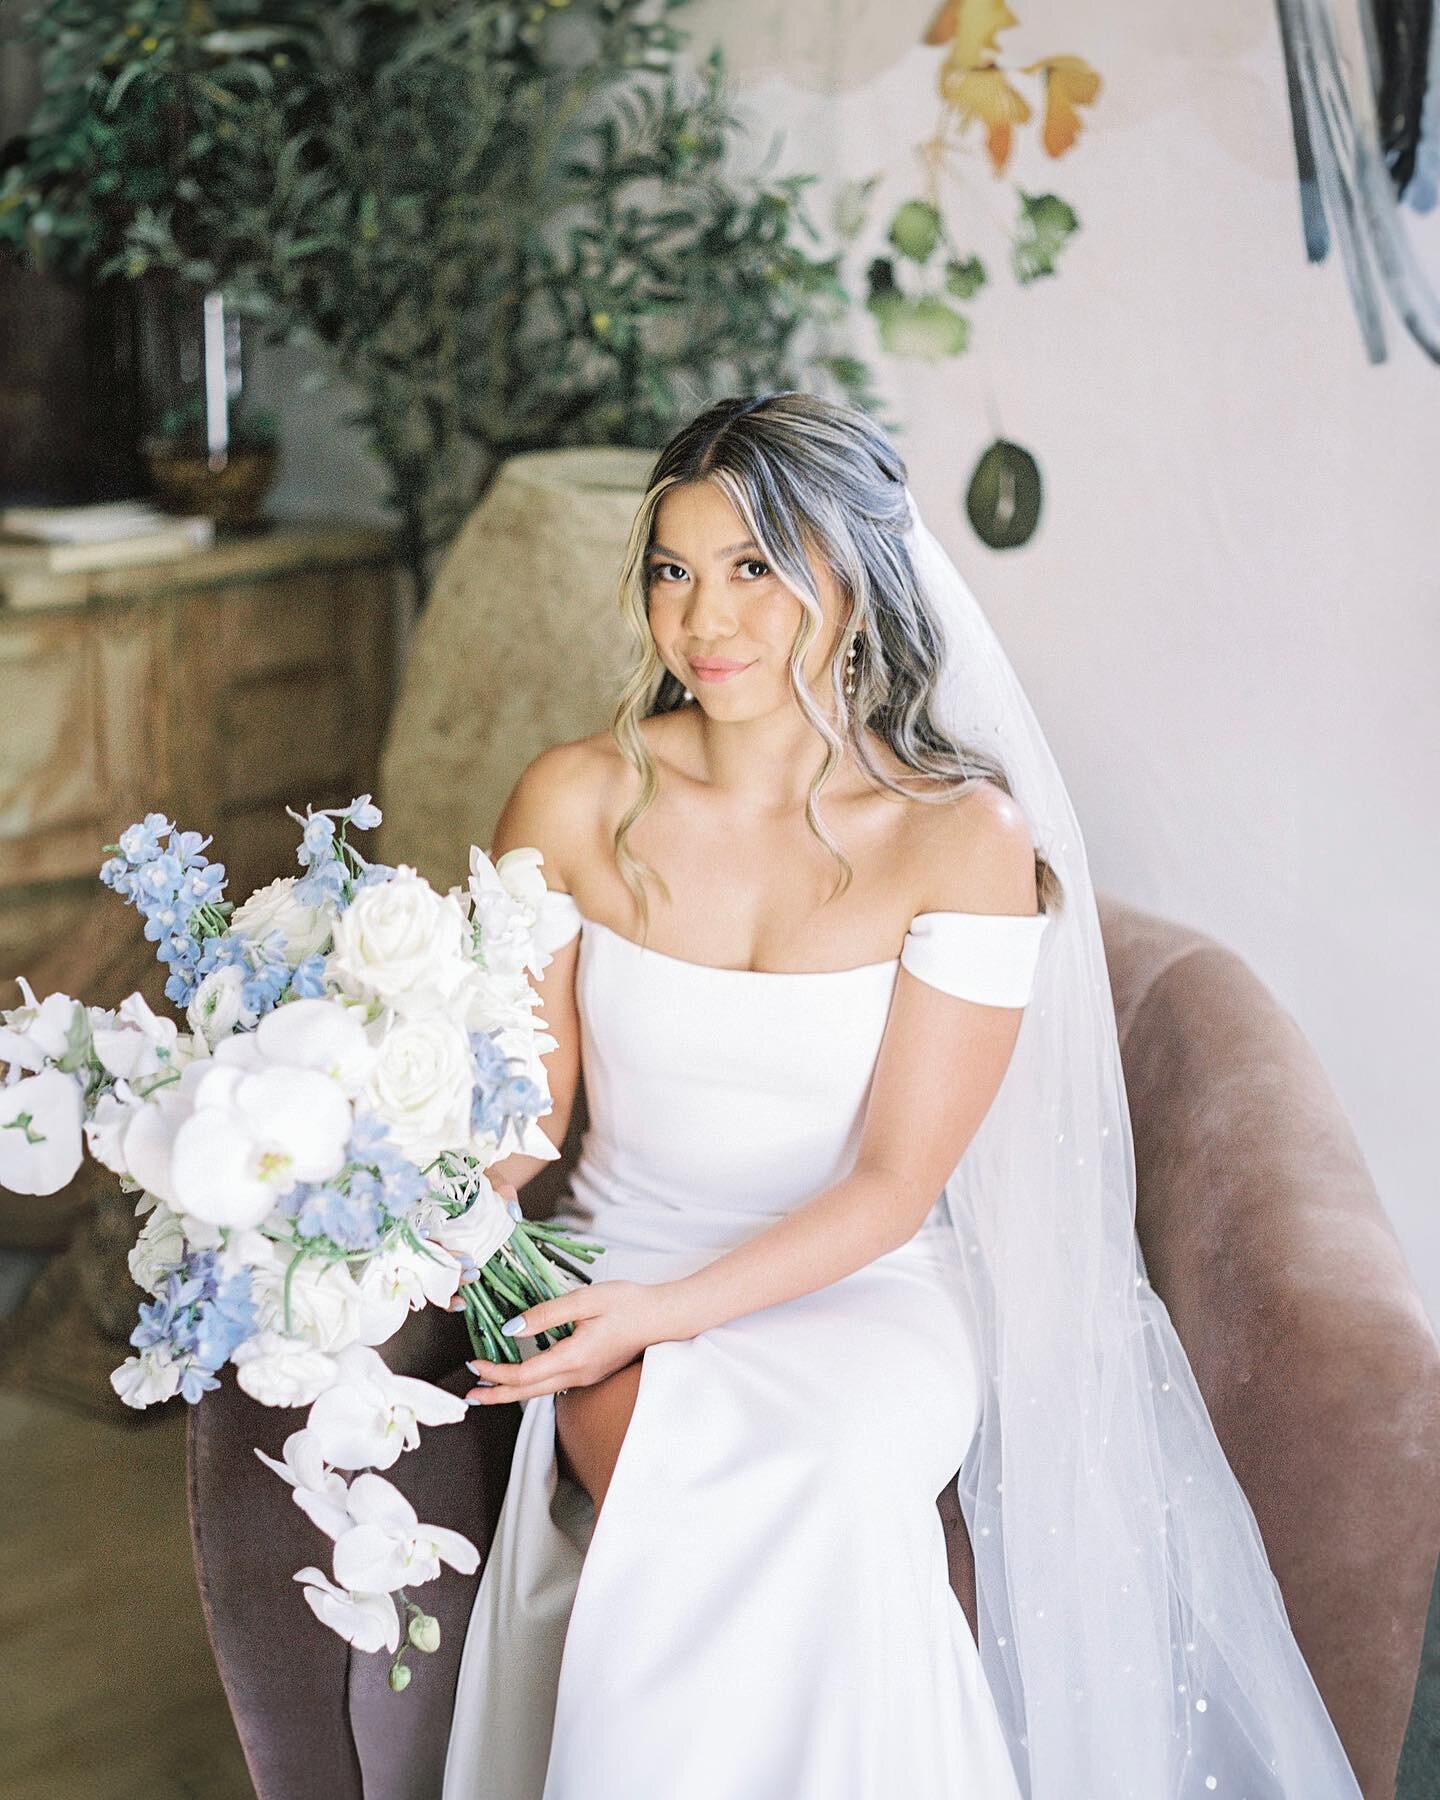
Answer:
[0,521,403,1255]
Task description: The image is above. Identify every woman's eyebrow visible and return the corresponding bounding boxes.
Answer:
[648,539,759,560]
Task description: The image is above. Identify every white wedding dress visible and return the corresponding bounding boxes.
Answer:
[441,887,1051,1800]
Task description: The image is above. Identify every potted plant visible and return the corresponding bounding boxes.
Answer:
[0,0,879,598]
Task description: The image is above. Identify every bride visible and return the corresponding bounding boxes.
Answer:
[440,391,1361,1798]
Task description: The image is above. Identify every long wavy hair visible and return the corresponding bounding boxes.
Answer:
[607,390,1062,939]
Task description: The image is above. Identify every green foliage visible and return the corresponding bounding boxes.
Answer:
[0,0,880,587]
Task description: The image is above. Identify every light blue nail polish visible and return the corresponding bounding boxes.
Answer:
[501,1316,526,1337]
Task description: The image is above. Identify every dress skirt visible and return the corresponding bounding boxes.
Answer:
[441,1220,1025,1800]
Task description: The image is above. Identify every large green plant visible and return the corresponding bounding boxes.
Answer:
[1,0,881,590]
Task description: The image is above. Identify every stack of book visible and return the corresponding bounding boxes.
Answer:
[0,500,215,571]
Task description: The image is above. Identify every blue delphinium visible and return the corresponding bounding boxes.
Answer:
[100,813,229,1007]
[283,1112,431,1253]
[289,794,392,911]
[470,1030,549,1153]
[130,1249,258,1404]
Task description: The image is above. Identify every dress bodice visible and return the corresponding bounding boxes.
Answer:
[529,890,1049,1261]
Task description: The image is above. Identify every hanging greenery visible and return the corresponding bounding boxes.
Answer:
[0,0,881,593]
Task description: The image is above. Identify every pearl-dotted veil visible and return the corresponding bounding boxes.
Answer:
[905,485,1361,1798]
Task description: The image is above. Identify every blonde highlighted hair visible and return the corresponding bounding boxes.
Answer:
[606,391,1062,939]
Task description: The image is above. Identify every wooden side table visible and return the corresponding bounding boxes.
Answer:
[0,521,405,1407]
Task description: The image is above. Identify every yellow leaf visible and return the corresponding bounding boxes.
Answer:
[924,0,1019,69]
[1019,54,1102,158]
[941,66,1032,175]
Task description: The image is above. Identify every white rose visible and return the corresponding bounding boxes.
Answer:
[231,876,333,966]
[127,1203,188,1294]
[252,1255,365,1353]
[232,1332,339,1408]
[361,1014,474,1166]
[327,867,477,1021]
[186,964,252,1048]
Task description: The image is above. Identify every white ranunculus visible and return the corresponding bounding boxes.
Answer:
[252,1255,365,1353]
[110,1345,183,1408]
[90,992,180,1081]
[230,876,333,965]
[0,1067,85,1194]
[361,1013,474,1166]
[127,1202,188,1294]
[254,1428,353,1539]
[0,977,81,1075]
[169,1062,352,1227]
[430,1184,516,1274]
[254,998,376,1098]
[353,1237,463,1345]
[186,964,252,1048]
[306,1343,468,1471]
[331,1471,479,1592]
[327,867,477,1020]
[231,1331,339,1407]
[293,1567,400,1654]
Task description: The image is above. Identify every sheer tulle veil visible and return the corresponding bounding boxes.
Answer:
[903,485,1362,1798]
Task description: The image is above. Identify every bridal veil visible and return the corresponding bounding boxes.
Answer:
[905,485,1362,1798]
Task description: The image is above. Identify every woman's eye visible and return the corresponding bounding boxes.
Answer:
[647,562,684,583]
[739,558,770,579]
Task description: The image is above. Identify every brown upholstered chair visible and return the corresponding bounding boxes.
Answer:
[187,892,1440,1800]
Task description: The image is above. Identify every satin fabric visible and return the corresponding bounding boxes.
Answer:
[441,894,1047,1799]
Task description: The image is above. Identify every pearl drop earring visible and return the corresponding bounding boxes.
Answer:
[682,686,693,702]
[844,631,861,699]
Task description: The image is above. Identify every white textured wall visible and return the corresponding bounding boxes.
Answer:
[264,0,1440,1326]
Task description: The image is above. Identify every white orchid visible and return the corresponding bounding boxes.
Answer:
[306,1342,468,1471]
[254,998,377,1097]
[0,1066,85,1194]
[331,1471,479,1592]
[353,1235,463,1344]
[328,866,478,1021]
[231,1331,340,1408]
[293,1566,400,1654]
[254,1428,353,1538]
[169,1061,352,1227]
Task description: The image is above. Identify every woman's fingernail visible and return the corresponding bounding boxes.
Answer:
[501,1316,526,1337]
[474,1380,495,1388]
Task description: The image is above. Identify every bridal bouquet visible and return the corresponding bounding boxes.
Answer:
[0,795,600,1691]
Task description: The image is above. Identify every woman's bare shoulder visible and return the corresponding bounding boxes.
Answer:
[492,719,672,889]
[898,777,1040,917]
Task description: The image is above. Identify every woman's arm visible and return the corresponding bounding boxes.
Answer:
[478,741,594,1196]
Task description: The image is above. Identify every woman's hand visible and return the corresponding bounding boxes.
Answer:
[463,1279,685,1404]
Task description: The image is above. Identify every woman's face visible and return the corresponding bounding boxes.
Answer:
[644,480,849,715]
